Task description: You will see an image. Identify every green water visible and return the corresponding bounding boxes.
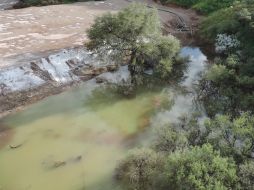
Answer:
[0,47,206,190]
[0,82,169,190]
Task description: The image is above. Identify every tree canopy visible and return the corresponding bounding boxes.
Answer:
[164,144,238,190]
[204,113,254,163]
[86,3,181,81]
[115,148,164,190]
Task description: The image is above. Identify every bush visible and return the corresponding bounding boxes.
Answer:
[204,113,254,163]
[115,148,164,190]
[160,0,200,7]
[239,161,254,190]
[164,144,238,190]
[153,125,188,153]
[159,0,237,14]
[193,0,236,14]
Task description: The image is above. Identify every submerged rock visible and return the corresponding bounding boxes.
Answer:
[42,158,66,170]
[52,161,66,168]
[42,155,82,170]
[9,143,22,149]
[68,155,82,163]
[95,76,108,83]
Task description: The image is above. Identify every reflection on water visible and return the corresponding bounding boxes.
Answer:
[0,47,207,190]
[151,47,207,126]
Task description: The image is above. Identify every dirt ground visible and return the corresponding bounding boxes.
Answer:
[0,0,201,68]
[0,0,123,68]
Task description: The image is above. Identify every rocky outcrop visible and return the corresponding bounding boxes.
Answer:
[0,48,118,117]
[0,48,117,94]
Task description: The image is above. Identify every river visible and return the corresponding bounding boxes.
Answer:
[0,47,207,190]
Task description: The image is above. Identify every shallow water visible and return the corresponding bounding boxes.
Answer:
[0,47,207,190]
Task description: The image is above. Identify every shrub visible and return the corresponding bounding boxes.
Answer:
[164,144,238,190]
[159,0,237,14]
[115,148,164,190]
[153,125,188,153]
[204,113,254,163]
[239,161,254,190]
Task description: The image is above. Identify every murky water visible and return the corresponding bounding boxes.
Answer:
[0,47,207,190]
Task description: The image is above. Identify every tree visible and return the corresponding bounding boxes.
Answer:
[115,148,164,190]
[86,3,181,83]
[153,125,188,153]
[152,112,209,153]
[177,112,209,146]
[204,113,254,163]
[159,0,237,14]
[239,160,254,190]
[199,1,254,116]
[199,53,254,116]
[164,144,238,190]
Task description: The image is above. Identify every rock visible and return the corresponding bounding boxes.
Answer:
[93,67,108,75]
[81,68,96,75]
[80,66,108,76]
[30,62,53,81]
[66,59,80,68]
[42,155,82,170]
[42,159,66,169]
[9,144,22,149]
[123,86,135,98]
[52,161,66,168]
[106,64,118,72]
[69,155,82,163]
[95,76,108,83]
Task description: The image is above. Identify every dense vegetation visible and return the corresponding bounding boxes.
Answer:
[86,2,254,190]
[199,0,254,116]
[115,113,254,190]
[160,0,238,14]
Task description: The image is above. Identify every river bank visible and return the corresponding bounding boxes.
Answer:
[0,47,119,118]
[0,0,202,119]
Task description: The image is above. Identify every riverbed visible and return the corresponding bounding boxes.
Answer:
[0,47,207,190]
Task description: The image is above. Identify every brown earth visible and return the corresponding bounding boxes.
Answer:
[0,0,124,68]
[0,0,201,68]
